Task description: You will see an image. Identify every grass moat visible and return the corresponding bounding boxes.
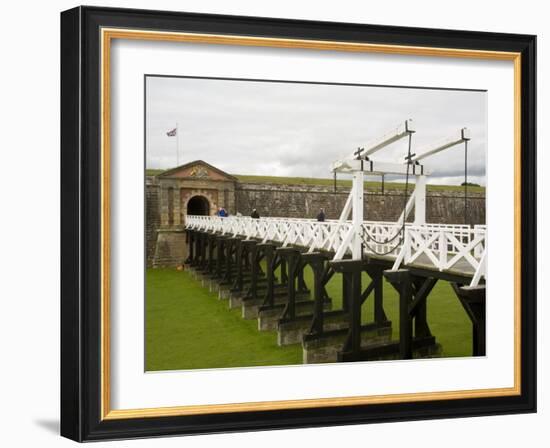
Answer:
[145,268,471,371]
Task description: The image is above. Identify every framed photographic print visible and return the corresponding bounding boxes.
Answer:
[60,6,537,442]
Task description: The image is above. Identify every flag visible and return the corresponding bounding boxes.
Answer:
[166,128,177,137]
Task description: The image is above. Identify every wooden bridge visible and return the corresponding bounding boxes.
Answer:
[184,215,486,364]
[182,120,486,363]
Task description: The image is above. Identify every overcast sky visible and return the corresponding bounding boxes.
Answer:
[145,76,486,186]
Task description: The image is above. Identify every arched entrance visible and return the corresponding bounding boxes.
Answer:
[186,195,210,216]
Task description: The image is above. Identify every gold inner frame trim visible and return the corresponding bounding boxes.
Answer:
[100,27,522,420]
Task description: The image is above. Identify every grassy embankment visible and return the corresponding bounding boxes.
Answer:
[146,169,485,194]
[146,268,470,371]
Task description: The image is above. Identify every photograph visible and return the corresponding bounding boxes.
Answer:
[144,75,487,371]
[56,4,538,442]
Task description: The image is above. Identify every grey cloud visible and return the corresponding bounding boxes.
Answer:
[146,76,486,185]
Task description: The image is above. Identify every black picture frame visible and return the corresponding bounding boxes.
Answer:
[61,5,536,442]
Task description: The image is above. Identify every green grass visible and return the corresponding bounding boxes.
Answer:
[146,169,166,177]
[235,174,484,193]
[145,269,302,371]
[146,267,471,372]
[146,169,484,193]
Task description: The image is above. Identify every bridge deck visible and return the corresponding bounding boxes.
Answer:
[369,253,476,280]
[185,215,486,286]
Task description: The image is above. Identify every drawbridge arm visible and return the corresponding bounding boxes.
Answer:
[411,128,470,163]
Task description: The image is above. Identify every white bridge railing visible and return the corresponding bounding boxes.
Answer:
[185,215,486,287]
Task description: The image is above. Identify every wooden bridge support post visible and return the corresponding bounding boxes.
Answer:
[280,258,288,286]
[331,259,364,359]
[234,240,256,292]
[245,242,263,300]
[412,276,436,338]
[297,259,308,294]
[222,237,238,285]
[244,241,252,270]
[231,239,244,291]
[384,269,413,359]
[233,239,247,292]
[342,272,350,312]
[259,243,276,308]
[365,264,388,325]
[451,283,486,356]
[302,252,330,336]
[190,230,200,267]
[185,230,195,264]
[196,231,204,267]
[195,232,203,269]
[215,236,226,279]
[200,232,208,271]
[385,270,439,360]
[349,267,362,357]
[192,230,201,266]
[206,233,216,274]
[200,232,210,271]
[277,247,302,320]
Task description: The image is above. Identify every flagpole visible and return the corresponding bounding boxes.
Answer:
[176,122,179,166]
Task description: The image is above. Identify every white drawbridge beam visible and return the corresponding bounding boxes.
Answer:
[332,159,431,176]
[343,119,415,161]
[411,128,470,163]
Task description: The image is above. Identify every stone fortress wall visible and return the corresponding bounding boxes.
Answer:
[234,182,484,224]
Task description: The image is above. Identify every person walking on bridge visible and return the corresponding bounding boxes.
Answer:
[316,208,326,222]
[251,208,260,219]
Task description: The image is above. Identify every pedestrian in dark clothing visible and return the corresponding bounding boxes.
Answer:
[251,208,260,219]
[218,207,228,217]
[316,208,326,222]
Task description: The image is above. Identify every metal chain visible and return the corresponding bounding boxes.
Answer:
[360,133,413,256]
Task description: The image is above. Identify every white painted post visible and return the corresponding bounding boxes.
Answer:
[351,170,364,259]
[327,191,353,252]
[391,228,409,270]
[414,175,427,225]
[439,230,447,271]
[337,191,353,223]
[470,250,486,287]
[396,191,416,226]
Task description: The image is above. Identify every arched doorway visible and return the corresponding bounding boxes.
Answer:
[186,195,210,216]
